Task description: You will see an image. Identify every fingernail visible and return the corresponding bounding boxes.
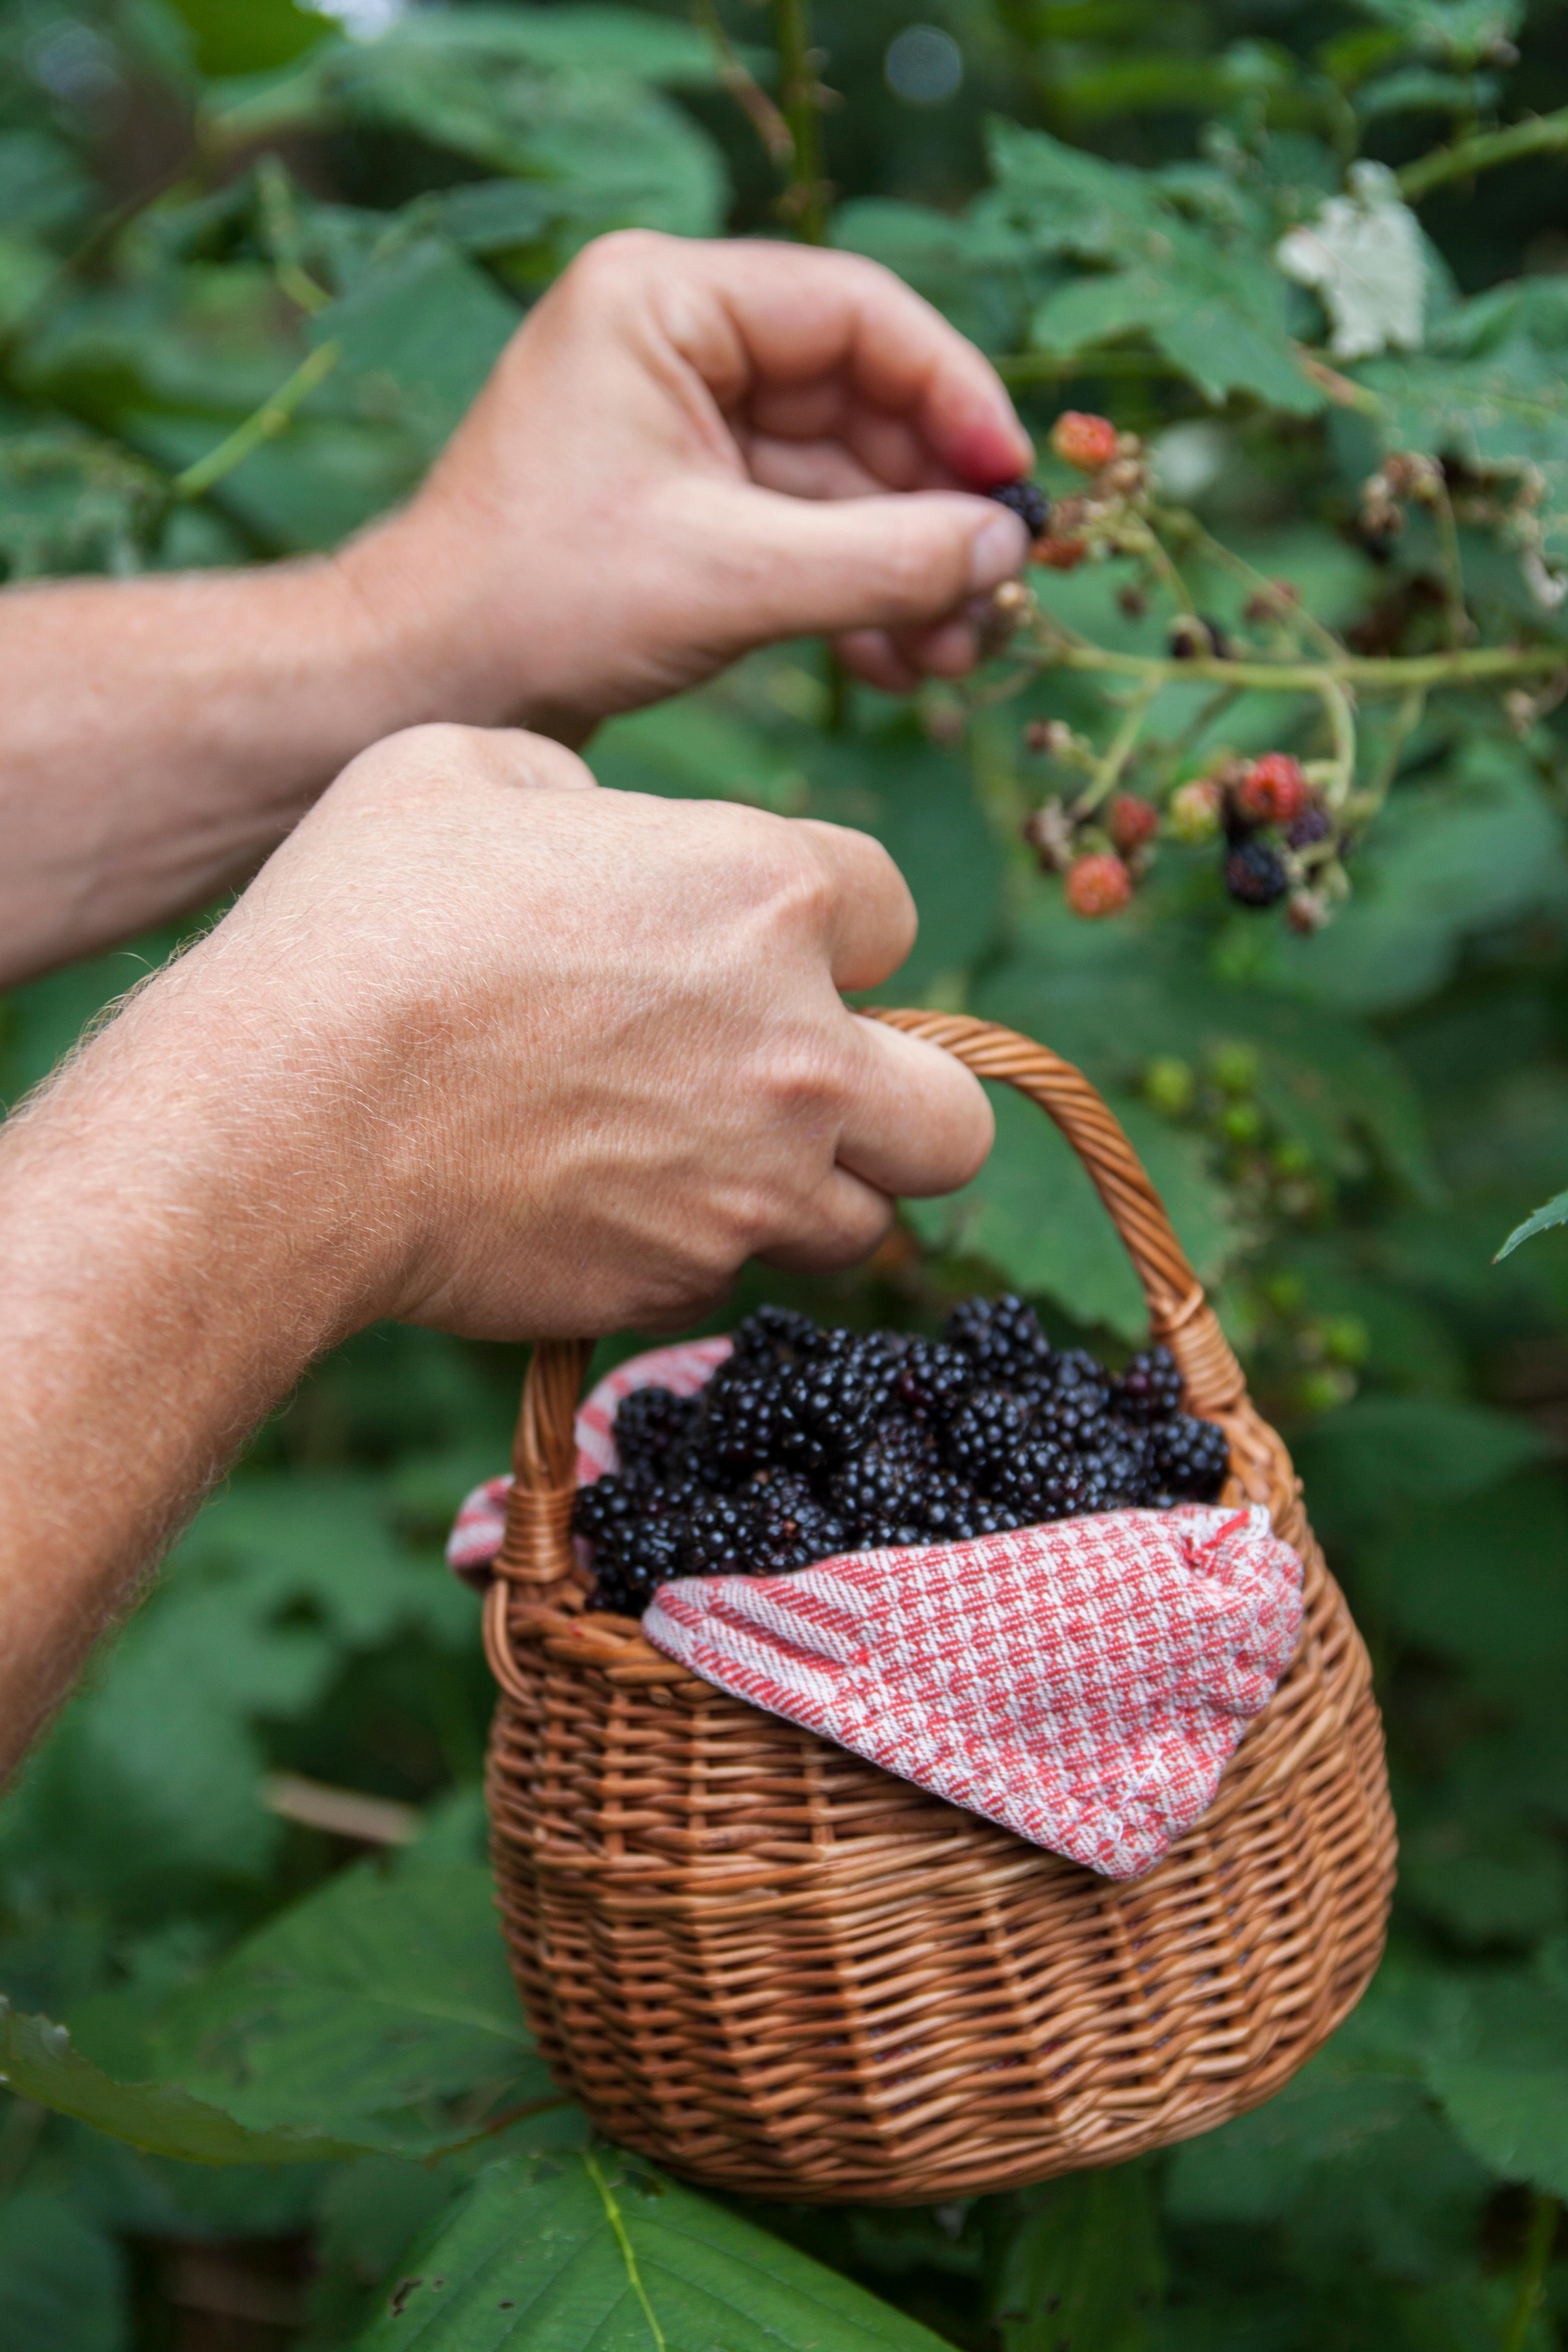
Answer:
[969,510,1029,593]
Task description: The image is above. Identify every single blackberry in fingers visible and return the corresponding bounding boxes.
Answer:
[986,479,1051,539]
[1116,1346,1183,1424]
[729,1304,817,1368]
[1151,1414,1230,1503]
[1224,839,1290,909]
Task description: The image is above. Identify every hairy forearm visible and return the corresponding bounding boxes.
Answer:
[0,943,384,1769]
[0,552,440,988]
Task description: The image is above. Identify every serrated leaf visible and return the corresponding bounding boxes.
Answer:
[0,2001,362,2164]
[353,2148,956,2351]
[145,1863,571,2156]
[1495,1186,1568,1261]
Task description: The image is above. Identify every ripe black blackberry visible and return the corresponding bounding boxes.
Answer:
[943,1293,1055,1397]
[1150,1415,1230,1503]
[990,1438,1075,1521]
[612,1385,698,1474]
[829,1415,933,1539]
[773,1332,900,1470]
[1224,840,1290,909]
[1116,1346,1183,1424]
[986,479,1051,538]
[893,1337,972,1421]
[942,1387,1030,1485]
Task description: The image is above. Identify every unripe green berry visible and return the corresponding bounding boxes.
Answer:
[1143,1056,1195,1116]
[1265,1271,1306,1315]
[1320,1315,1370,1368]
[1167,779,1222,844]
[1220,1101,1265,1146]
[1210,1041,1261,1095]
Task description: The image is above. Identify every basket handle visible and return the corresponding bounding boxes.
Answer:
[490,1011,1248,1595]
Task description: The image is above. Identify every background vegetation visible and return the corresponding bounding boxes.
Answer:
[4,0,1568,2341]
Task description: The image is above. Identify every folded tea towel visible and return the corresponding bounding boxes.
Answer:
[448,1340,1303,1880]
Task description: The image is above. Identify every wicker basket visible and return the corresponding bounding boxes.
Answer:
[481,1011,1396,2203]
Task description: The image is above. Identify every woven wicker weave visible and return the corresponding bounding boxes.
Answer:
[482,1011,1396,2202]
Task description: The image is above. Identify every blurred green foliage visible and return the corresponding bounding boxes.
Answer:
[3,0,1568,2344]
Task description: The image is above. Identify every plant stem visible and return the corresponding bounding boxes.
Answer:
[1500,2189,1558,2352]
[689,0,793,164]
[1361,686,1427,818]
[1152,506,1348,661]
[172,340,341,502]
[1024,632,1567,695]
[1400,105,1568,203]
[1070,679,1162,817]
[772,0,829,242]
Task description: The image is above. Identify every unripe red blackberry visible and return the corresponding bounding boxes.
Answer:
[1035,534,1089,571]
[1108,793,1161,856]
[1051,411,1119,472]
[1167,779,1223,844]
[1224,839,1290,909]
[985,479,1051,539]
[1066,852,1133,917]
[1234,752,1311,827]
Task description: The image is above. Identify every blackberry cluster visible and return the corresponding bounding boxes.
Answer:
[573,1296,1231,1617]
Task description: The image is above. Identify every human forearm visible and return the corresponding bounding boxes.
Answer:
[0,555,440,987]
[0,947,384,1767]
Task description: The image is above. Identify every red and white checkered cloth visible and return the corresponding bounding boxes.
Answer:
[448,1340,1302,1880]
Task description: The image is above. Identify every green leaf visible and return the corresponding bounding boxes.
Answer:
[1258,742,1568,1015]
[144,1863,571,2156]
[1424,1973,1568,2195]
[353,2148,956,2351]
[906,1078,1237,1340]
[1341,0,1524,68]
[1291,1398,1551,1536]
[985,2166,1163,2352]
[1495,1186,1568,1261]
[990,120,1321,412]
[0,1999,362,2164]
[0,2193,127,2352]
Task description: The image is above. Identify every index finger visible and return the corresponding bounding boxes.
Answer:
[794,817,918,993]
[662,241,1032,491]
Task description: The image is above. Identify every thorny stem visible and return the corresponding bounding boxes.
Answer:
[1399,104,1568,202]
[689,0,793,163]
[1499,2189,1558,2352]
[172,341,342,502]
[772,0,830,243]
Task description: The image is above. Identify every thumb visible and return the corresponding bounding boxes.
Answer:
[697,482,1031,643]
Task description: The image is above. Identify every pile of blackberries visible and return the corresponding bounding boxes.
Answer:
[573,1295,1231,1618]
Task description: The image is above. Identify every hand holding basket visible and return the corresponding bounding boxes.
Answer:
[479,1013,1396,2201]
